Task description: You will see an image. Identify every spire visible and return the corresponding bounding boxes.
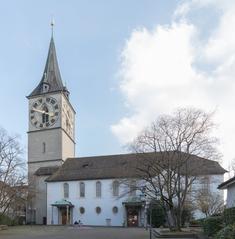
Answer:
[51,19,54,38]
[28,25,69,98]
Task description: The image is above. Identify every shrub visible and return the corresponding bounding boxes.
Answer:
[215,223,235,239]
[190,218,205,227]
[202,216,223,236]
[148,201,165,227]
[181,207,194,226]
[0,214,18,226]
[224,207,235,225]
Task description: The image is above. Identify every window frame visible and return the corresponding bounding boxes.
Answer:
[129,181,136,197]
[63,183,69,198]
[112,180,119,197]
[96,181,102,198]
[80,182,85,198]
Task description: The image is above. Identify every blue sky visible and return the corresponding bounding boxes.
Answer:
[0,0,179,156]
[1,0,235,167]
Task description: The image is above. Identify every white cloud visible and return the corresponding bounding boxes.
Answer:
[205,6,235,63]
[174,0,233,18]
[111,1,235,167]
[112,22,209,142]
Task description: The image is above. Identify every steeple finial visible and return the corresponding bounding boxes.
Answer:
[51,18,55,37]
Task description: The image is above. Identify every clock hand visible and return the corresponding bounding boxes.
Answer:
[32,108,45,114]
[32,108,54,117]
[47,112,55,117]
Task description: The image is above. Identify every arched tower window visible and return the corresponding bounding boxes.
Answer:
[42,142,46,153]
[96,181,102,198]
[63,183,69,198]
[80,182,85,197]
[42,105,49,123]
[113,180,119,197]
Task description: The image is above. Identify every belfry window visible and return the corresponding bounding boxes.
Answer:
[63,183,69,198]
[42,106,49,123]
[43,84,49,93]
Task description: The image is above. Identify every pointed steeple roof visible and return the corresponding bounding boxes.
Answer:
[28,36,68,97]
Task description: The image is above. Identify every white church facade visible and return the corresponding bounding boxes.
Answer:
[27,34,226,226]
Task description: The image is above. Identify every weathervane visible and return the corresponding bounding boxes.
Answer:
[51,18,55,37]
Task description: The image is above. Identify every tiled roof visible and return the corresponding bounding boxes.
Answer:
[46,152,227,182]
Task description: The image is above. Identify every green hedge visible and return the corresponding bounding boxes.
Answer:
[224,207,235,225]
[0,214,18,226]
[215,224,235,239]
[190,218,205,227]
[202,216,223,236]
[148,202,165,227]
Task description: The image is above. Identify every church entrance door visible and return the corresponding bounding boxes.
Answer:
[127,207,139,227]
[61,208,70,225]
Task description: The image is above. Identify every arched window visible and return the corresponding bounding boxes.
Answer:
[63,183,69,198]
[42,142,46,153]
[112,180,119,197]
[96,181,101,197]
[42,105,49,123]
[129,181,136,196]
[80,182,85,197]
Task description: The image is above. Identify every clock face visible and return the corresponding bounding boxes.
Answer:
[62,102,74,137]
[30,97,60,129]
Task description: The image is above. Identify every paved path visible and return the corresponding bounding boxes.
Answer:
[0,226,149,239]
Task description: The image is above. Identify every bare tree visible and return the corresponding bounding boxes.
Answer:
[228,157,235,178]
[195,188,224,217]
[0,127,26,216]
[130,108,219,231]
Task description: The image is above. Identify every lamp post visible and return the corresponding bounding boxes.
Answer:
[145,200,152,239]
[149,202,152,239]
[141,188,152,239]
[140,186,152,239]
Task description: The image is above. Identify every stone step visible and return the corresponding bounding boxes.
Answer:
[0,225,8,230]
[152,229,198,238]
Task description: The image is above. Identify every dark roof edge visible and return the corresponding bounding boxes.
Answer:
[45,175,139,182]
[218,176,235,189]
[46,172,227,183]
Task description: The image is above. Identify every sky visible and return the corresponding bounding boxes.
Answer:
[0,0,234,168]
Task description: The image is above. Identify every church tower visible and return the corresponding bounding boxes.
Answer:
[27,33,75,224]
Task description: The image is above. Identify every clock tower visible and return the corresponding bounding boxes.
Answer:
[27,35,75,224]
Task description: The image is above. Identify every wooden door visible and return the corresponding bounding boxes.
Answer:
[127,207,139,227]
[61,208,70,225]
[62,213,67,225]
